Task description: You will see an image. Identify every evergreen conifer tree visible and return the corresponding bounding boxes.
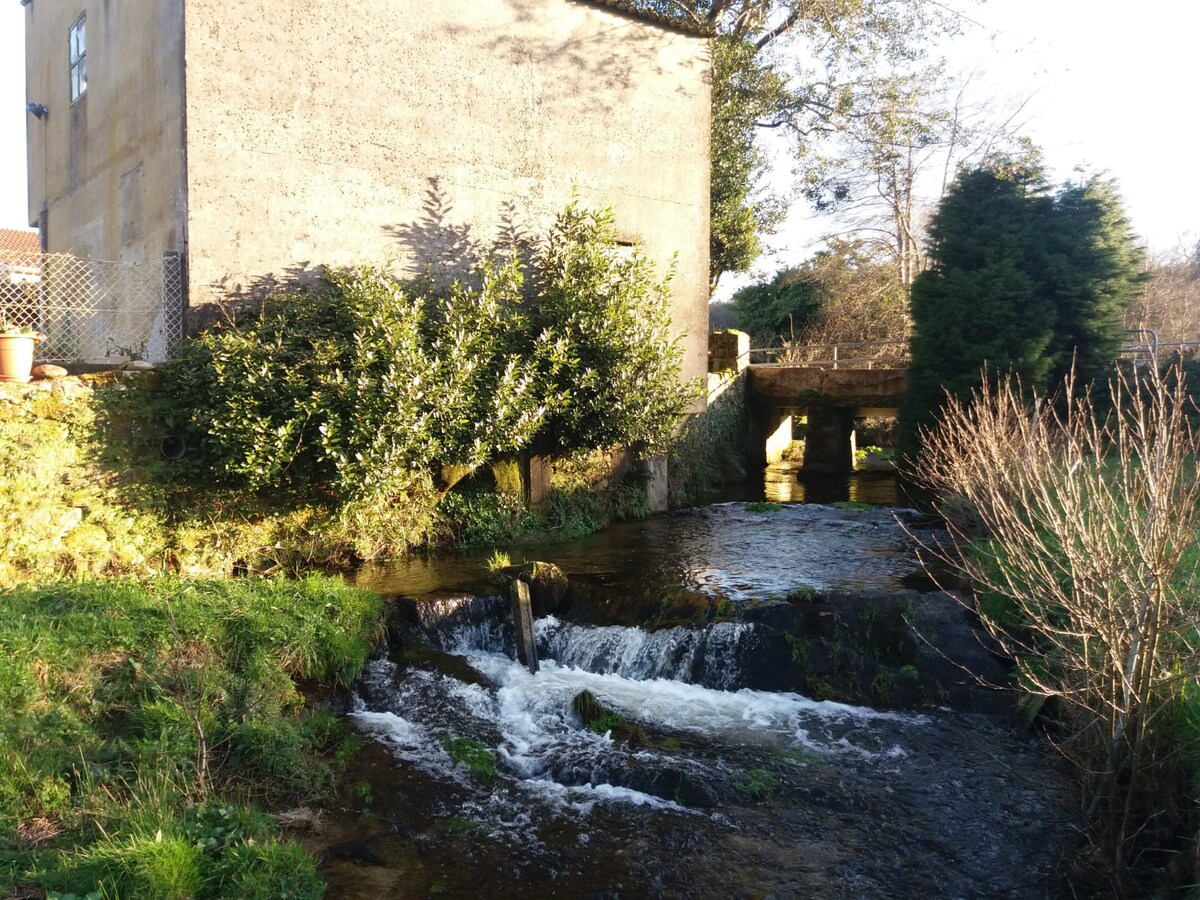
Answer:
[899,164,1144,453]
[899,167,1056,450]
[1042,177,1145,383]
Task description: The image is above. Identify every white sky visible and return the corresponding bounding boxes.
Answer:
[1,1,1196,269]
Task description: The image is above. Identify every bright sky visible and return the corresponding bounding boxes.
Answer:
[1,1,1196,263]
[722,0,1200,297]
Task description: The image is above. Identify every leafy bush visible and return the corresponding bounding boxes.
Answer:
[531,201,698,455]
[165,200,696,521]
[167,258,551,504]
[436,483,536,546]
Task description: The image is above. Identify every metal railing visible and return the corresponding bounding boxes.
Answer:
[1119,329,1200,362]
[0,249,185,364]
[750,333,1200,372]
[748,340,910,370]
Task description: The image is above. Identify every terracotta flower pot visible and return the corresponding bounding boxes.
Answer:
[0,333,40,383]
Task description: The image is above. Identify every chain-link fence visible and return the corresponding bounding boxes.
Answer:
[0,249,185,364]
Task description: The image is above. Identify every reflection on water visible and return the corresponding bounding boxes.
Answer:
[356,470,925,605]
[356,501,929,617]
[728,463,919,507]
[764,465,908,505]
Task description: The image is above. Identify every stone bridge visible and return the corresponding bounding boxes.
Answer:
[710,331,905,478]
[747,365,904,476]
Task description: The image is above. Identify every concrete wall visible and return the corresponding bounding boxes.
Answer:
[25,0,187,263]
[182,0,711,390]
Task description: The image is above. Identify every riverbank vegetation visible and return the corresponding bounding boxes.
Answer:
[0,201,717,586]
[0,576,384,898]
[0,201,720,894]
[915,362,1200,894]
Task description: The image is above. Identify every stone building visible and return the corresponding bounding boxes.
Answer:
[23,0,711,382]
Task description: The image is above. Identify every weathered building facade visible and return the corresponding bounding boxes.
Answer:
[25,0,711,383]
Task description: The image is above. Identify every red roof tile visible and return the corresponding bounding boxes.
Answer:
[0,229,40,255]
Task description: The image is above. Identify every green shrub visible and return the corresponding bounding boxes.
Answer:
[165,258,549,505]
[160,200,697,557]
[437,484,536,546]
[529,200,699,455]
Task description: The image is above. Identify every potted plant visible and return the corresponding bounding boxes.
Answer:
[0,321,43,383]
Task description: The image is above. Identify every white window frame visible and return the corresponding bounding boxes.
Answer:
[69,13,87,103]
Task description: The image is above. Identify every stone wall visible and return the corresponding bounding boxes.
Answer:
[181,0,711,395]
[668,369,748,505]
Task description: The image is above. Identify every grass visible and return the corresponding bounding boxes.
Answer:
[440,737,499,784]
[486,549,513,573]
[734,768,777,801]
[1,375,672,586]
[0,575,385,898]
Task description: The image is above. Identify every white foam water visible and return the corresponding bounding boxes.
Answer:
[530,616,753,688]
[353,636,924,818]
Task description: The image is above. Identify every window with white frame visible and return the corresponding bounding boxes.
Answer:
[69,14,86,102]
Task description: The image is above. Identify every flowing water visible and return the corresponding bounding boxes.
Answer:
[316,496,1075,898]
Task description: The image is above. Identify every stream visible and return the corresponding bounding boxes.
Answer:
[309,485,1075,898]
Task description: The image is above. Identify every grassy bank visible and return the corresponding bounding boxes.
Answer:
[0,378,681,586]
[0,575,385,898]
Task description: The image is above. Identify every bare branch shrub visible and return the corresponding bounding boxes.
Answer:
[913,363,1200,872]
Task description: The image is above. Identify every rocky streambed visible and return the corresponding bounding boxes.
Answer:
[304,502,1076,898]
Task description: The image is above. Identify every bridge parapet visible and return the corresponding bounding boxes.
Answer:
[747,364,904,410]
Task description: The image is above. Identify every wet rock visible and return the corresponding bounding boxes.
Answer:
[399,642,495,689]
[736,589,1013,712]
[276,806,326,834]
[572,690,649,746]
[320,839,389,867]
[645,769,723,807]
[496,561,568,616]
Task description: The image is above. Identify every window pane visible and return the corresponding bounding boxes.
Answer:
[78,57,87,97]
[69,16,85,63]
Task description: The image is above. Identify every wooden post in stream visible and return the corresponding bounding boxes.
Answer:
[510,579,539,674]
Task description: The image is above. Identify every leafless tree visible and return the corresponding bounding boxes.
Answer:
[1124,242,1200,344]
[809,66,1036,286]
[913,363,1200,876]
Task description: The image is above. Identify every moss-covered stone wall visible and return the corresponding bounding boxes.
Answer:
[668,371,749,506]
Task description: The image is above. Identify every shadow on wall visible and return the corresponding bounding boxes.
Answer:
[489,0,691,111]
[190,262,326,335]
[385,178,539,291]
[192,183,547,337]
